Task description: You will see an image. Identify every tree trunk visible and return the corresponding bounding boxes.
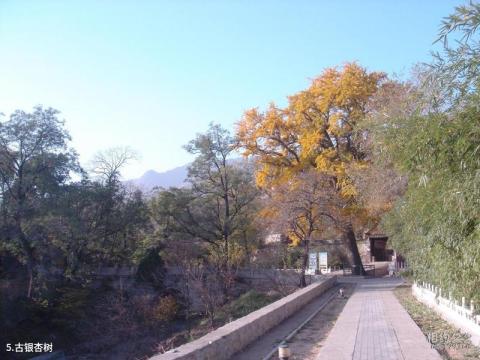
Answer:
[345,225,365,275]
[182,273,192,337]
[242,230,250,266]
[299,239,310,287]
[27,269,33,298]
[16,222,35,298]
[15,169,35,298]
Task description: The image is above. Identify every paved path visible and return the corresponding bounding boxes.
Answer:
[316,278,441,360]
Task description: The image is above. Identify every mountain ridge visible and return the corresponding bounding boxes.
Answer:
[126,164,189,191]
[127,158,254,191]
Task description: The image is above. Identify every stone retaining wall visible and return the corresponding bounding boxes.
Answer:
[150,276,337,360]
[164,267,327,311]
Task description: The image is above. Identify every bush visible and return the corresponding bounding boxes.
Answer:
[221,290,281,320]
[53,287,92,319]
[136,247,165,287]
[283,247,303,269]
[383,106,480,304]
[151,295,178,323]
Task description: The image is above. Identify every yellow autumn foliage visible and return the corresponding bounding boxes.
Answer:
[236,62,386,230]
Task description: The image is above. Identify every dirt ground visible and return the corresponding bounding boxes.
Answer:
[284,283,355,360]
[232,283,354,360]
[394,284,480,360]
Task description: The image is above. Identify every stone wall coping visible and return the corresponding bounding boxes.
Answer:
[150,276,336,360]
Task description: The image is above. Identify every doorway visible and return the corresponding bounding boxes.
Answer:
[370,237,388,261]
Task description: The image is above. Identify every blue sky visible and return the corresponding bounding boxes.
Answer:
[0,0,463,179]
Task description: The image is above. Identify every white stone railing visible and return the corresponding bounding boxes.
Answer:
[412,281,480,346]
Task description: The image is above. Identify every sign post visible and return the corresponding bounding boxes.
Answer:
[308,253,318,274]
[319,252,328,273]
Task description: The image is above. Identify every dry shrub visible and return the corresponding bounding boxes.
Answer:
[76,291,179,354]
[151,295,178,323]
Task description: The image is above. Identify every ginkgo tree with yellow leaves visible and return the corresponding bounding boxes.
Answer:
[236,63,386,275]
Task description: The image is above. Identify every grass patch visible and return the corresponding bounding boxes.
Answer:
[395,284,480,359]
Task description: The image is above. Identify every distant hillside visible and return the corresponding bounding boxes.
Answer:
[127,158,254,191]
[128,165,189,190]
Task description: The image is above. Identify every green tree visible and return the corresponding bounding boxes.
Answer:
[151,124,259,278]
[51,181,150,274]
[0,106,80,297]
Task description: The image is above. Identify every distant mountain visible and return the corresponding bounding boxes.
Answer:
[127,158,253,192]
[128,164,189,191]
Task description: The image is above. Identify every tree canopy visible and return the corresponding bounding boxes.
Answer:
[236,63,386,274]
